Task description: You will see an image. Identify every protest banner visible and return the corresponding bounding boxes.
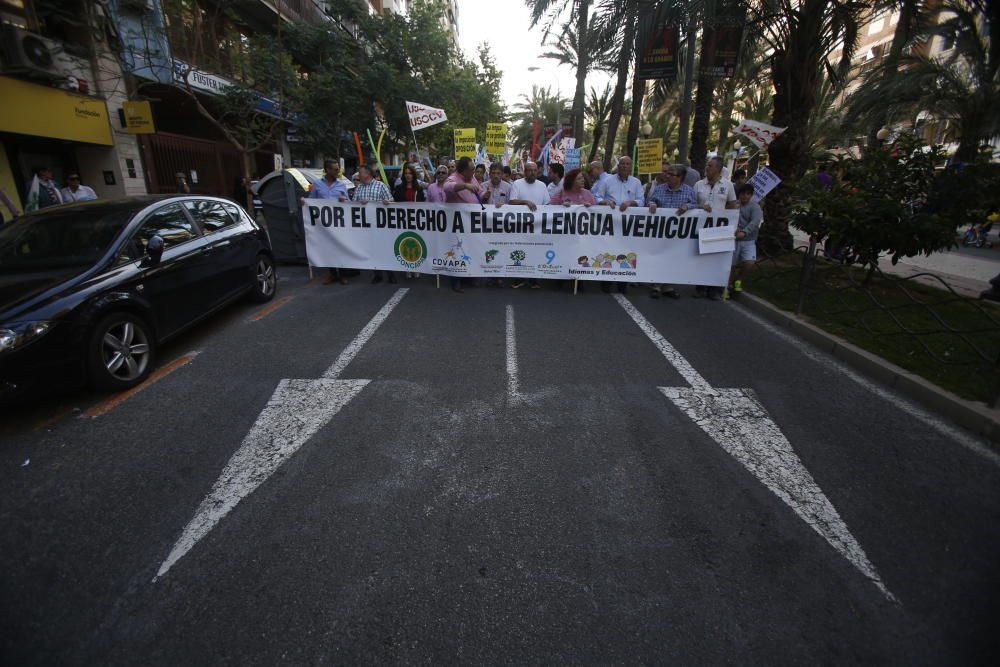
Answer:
[454,128,476,159]
[486,123,507,154]
[735,119,786,148]
[747,166,781,203]
[406,101,447,130]
[301,201,735,286]
[637,138,663,174]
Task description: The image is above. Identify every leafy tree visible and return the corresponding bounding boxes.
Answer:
[510,86,571,154]
[789,135,960,281]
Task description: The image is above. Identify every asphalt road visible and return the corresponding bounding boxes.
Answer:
[2,266,999,664]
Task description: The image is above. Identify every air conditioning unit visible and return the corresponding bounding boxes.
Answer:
[0,25,64,80]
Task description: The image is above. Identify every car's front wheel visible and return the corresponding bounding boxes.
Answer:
[87,312,155,391]
[249,253,277,303]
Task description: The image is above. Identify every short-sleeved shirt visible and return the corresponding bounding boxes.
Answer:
[480,179,513,206]
[648,183,698,209]
[596,174,645,207]
[309,177,350,200]
[510,178,550,205]
[693,178,737,212]
[352,178,391,202]
[425,182,447,203]
[443,172,481,204]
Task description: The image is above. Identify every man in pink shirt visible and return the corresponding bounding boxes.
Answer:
[440,157,480,292]
[425,165,449,202]
[443,157,481,204]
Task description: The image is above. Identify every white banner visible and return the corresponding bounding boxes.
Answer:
[735,119,786,148]
[302,202,735,286]
[406,101,448,130]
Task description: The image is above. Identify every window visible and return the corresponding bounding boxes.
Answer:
[221,202,246,225]
[184,200,234,232]
[120,204,198,261]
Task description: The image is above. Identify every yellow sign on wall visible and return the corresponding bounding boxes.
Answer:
[454,128,476,159]
[637,138,664,174]
[0,76,112,146]
[485,123,507,154]
[123,100,155,134]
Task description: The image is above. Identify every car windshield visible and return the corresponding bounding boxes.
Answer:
[0,206,134,273]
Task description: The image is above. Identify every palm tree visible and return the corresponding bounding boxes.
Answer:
[510,85,572,154]
[750,0,868,249]
[585,83,614,162]
[595,0,640,168]
[527,0,594,143]
[846,0,997,162]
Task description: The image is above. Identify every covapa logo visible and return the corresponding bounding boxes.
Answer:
[394,232,427,268]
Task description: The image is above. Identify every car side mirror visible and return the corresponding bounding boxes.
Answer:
[146,235,164,264]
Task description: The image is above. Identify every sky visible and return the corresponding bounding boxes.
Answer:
[456,0,613,112]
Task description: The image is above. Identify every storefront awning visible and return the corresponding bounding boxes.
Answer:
[0,76,113,146]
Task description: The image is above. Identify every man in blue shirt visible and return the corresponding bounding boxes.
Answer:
[595,156,644,211]
[306,160,350,285]
[646,164,699,300]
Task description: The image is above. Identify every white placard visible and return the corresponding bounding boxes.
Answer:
[698,225,736,254]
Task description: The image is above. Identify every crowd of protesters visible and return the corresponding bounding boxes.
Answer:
[307,151,758,299]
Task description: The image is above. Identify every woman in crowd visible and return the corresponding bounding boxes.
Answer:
[389,163,426,279]
[549,168,596,206]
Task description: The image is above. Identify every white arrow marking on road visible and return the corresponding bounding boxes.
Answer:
[613,294,897,602]
[155,288,410,580]
[506,304,520,404]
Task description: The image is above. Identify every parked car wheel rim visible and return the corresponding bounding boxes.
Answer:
[257,257,276,296]
[101,320,151,382]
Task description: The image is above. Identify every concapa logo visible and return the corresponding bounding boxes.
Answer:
[394,232,427,268]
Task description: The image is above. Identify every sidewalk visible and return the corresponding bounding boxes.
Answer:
[789,229,999,298]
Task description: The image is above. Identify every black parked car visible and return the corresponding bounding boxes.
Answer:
[0,195,276,397]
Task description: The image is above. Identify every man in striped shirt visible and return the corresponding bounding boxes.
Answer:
[646,163,698,300]
[352,166,394,284]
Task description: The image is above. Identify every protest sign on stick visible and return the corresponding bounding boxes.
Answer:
[486,123,507,154]
[454,128,476,159]
[637,138,663,174]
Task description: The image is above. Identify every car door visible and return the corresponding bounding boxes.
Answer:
[183,199,250,304]
[122,202,214,338]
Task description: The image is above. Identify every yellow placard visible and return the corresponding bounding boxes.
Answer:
[637,138,664,174]
[454,128,476,159]
[123,100,155,134]
[0,76,112,146]
[485,123,507,154]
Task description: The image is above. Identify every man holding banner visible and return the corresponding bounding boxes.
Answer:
[352,165,396,285]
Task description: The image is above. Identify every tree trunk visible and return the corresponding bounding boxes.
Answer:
[715,78,736,153]
[761,1,827,255]
[603,1,637,169]
[625,70,645,158]
[589,125,603,164]
[689,74,715,175]
[241,151,254,213]
[572,0,590,142]
[689,12,718,176]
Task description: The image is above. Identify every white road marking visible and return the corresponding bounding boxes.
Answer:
[733,304,1000,468]
[613,294,897,602]
[612,294,713,391]
[506,304,520,404]
[323,288,410,379]
[155,378,368,580]
[156,289,410,580]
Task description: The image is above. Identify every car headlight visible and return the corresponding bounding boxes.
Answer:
[0,321,52,354]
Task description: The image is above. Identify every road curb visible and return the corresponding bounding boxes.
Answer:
[737,292,1000,445]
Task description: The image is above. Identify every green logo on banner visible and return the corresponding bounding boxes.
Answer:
[394,232,427,268]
